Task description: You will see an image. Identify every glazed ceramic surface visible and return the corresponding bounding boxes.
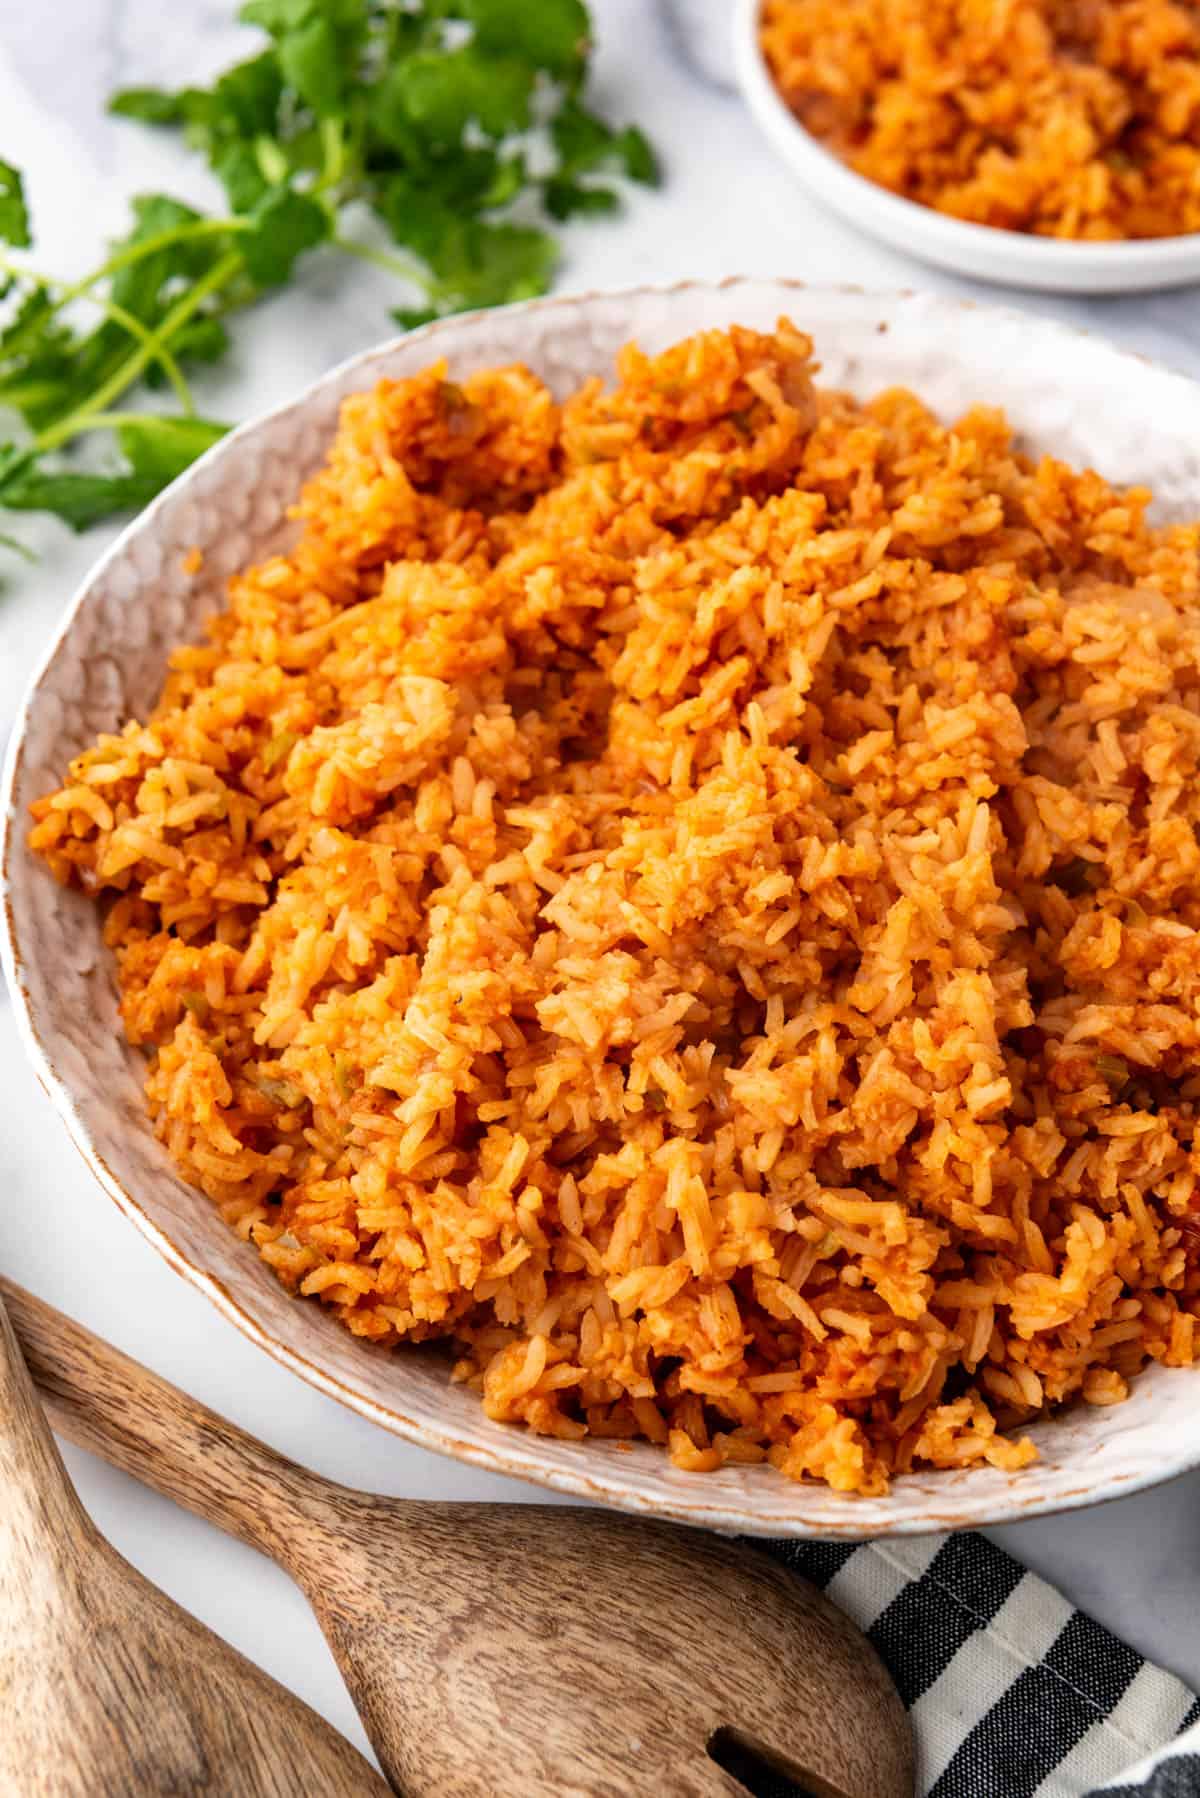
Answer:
[733,0,1200,295]
[5,279,1200,1537]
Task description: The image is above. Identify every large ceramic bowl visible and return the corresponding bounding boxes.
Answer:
[5,279,1200,1537]
[734,0,1200,294]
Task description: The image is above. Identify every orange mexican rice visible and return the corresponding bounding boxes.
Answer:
[29,321,1200,1494]
[760,0,1200,240]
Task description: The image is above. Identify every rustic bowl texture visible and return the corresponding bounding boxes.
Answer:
[5,279,1200,1536]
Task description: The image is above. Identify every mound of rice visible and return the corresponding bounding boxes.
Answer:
[30,320,1200,1494]
[761,0,1200,240]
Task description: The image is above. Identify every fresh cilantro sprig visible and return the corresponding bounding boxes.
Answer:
[0,0,657,553]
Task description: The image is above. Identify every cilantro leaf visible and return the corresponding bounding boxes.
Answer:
[458,0,591,78]
[143,316,232,390]
[391,305,439,331]
[0,444,36,489]
[390,48,534,146]
[0,289,60,365]
[109,87,190,124]
[110,84,219,137]
[441,221,557,309]
[111,194,224,326]
[243,0,366,32]
[544,179,619,221]
[240,0,318,30]
[552,101,660,186]
[211,53,286,139]
[277,16,345,117]
[169,317,232,365]
[479,155,526,209]
[241,0,354,30]
[122,192,208,242]
[116,415,229,483]
[0,464,162,530]
[615,126,659,185]
[214,142,272,214]
[98,197,234,411]
[377,173,557,311]
[542,104,659,222]
[366,69,427,161]
[0,368,77,433]
[0,161,31,248]
[0,298,80,432]
[241,187,330,285]
[552,99,613,175]
[435,222,556,311]
[0,415,227,532]
[239,0,365,116]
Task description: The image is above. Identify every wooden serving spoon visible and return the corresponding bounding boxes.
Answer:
[2,1276,914,1798]
[0,1289,393,1797]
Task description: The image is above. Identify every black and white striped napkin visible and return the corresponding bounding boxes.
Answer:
[758,1534,1200,1797]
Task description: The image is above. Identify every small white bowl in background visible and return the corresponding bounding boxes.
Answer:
[732,0,1200,294]
[661,0,738,88]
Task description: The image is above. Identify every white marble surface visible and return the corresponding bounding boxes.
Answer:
[2,0,1200,1771]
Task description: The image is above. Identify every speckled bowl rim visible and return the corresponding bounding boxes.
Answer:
[5,276,1200,1538]
[734,0,1200,295]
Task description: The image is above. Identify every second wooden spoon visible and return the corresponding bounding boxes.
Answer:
[2,1275,913,1798]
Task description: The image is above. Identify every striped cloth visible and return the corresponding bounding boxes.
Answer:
[757,1534,1200,1798]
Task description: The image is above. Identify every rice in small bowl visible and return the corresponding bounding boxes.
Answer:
[734,0,1200,293]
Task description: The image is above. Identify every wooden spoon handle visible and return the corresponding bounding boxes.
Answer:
[0,1292,93,1579]
[0,1276,327,1568]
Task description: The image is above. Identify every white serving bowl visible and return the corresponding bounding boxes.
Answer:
[5,279,1200,1538]
[733,0,1200,294]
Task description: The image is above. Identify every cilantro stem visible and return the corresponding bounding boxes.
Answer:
[331,232,432,292]
[97,300,196,415]
[61,409,195,434]
[255,136,290,187]
[319,118,346,191]
[0,255,195,414]
[0,529,36,561]
[33,248,243,454]
[44,219,250,312]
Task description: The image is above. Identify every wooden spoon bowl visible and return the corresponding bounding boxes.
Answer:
[3,1276,914,1798]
